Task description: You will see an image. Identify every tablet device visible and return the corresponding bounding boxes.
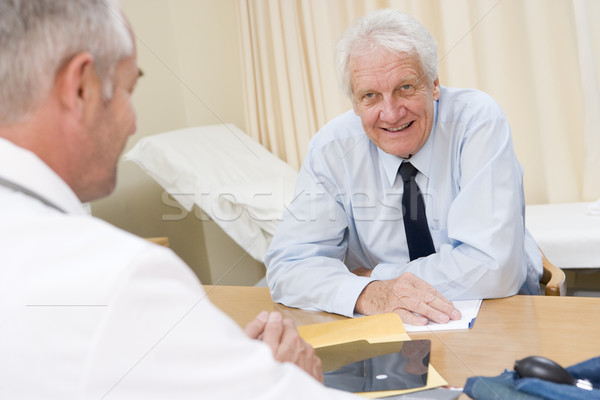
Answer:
[318,339,431,393]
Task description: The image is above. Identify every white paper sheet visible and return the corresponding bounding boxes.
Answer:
[403,299,482,332]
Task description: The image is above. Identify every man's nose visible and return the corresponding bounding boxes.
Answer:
[379,97,406,122]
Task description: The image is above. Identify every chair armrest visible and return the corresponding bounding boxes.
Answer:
[145,237,170,247]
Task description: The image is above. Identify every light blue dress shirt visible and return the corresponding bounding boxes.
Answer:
[265,86,542,317]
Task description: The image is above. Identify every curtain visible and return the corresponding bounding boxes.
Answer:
[236,0,600,204]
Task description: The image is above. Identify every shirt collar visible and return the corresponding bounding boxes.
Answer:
[0,137,88,215]
[378,100,439,186]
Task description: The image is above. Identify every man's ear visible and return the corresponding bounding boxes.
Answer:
[432,76,440,101]
[55,52,98,120]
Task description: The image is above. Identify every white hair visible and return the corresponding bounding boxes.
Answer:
[0,0,133,125]
[336,9,438,97]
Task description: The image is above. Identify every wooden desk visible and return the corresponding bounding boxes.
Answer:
[205,286,600,389]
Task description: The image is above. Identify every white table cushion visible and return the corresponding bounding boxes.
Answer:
[526,202,600,269]
[125,124,298,262]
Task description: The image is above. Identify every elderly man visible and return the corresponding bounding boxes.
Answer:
[266,9,542,324]
[0,1,360,399]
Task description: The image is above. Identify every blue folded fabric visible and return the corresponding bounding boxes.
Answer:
[463,356,600,400]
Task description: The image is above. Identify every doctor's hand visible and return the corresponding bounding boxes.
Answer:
[354,272,461,325]
[244,311,323,382]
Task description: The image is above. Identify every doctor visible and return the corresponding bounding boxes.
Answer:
[0,1,358,399]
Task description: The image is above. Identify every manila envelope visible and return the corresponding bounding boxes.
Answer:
[298,313,447,398]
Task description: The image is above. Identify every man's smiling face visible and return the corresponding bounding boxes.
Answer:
[350,49,440,158]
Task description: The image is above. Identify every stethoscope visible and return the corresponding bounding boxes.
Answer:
[0,175,66,214]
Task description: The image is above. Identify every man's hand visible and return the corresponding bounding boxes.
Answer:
[244,311,323,382]
[354,272,461,325]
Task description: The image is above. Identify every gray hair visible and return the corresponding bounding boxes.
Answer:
[0,0,133,125]
[336,9,438,97]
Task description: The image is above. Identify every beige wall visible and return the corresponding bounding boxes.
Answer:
[92,0,265,285]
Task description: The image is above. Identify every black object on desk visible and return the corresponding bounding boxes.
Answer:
[514,356,595,390]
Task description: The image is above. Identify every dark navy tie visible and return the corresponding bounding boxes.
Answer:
[399,162,435,261]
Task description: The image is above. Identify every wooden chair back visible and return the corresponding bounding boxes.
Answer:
[539,249,566,296]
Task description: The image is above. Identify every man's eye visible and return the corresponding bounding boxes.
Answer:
[364,93,374,99]
[401,84,412,91]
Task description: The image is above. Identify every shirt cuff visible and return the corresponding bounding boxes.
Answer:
[336,275,378,318]
[371,263,403,281]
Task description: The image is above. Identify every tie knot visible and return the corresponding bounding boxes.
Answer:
[399,162,418,182]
